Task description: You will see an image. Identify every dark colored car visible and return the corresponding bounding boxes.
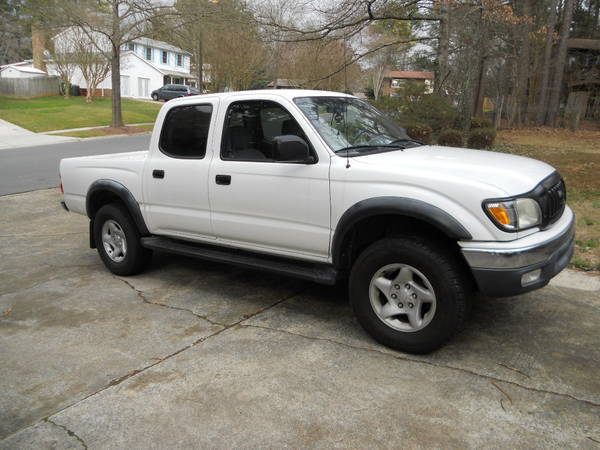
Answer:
[151,84,199,101]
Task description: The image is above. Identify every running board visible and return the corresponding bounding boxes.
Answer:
[140,236,338,285]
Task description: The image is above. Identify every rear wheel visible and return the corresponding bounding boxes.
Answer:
[94,204,152,276]
[349,237,470,354]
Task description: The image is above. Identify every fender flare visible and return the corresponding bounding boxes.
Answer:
[86,179,150,235]
[331,196,472,267]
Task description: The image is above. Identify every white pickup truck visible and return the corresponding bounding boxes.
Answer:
[60,89,574,353]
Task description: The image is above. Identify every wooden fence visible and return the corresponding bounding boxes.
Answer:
[0,76,60,98]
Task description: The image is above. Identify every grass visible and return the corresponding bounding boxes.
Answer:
[494,127,600,272]
[56,124,154,138]
[0,95,161,132]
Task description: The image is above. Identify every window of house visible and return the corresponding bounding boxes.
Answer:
[162,51,167,64]
[128,42,134,51]
[159,104,212,159]
[221,100,310,162]
[145,47,152,60]
[176,54,183,66]
[390,79,402,88]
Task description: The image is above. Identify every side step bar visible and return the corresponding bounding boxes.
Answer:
[140,236,339,285]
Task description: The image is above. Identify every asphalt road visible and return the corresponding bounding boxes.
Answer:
[0,134,151,196]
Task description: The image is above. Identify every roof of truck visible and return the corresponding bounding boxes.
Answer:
[168,89,353,105]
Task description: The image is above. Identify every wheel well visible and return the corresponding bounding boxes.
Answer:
[335,214,467,272]
[87,190,125,219]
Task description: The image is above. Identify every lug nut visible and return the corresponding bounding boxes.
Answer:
[394,284,400,289]
[411,293,417,299]
[398,303,403,308]
[391,294,397,299]
[405,284,410,289]
[408,302,414,308]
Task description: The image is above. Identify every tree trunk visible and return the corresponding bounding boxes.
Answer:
[536,0,559,125]
[196,35,203,92]
[110,1,123,128]
[435,2,449,95]
[516,0,532,127]
[473,56,486,117]
[111,47,123,127]
[546,0,575,127]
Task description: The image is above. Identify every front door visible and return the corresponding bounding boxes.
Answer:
[143,99,219,240]
[208,97,331,261]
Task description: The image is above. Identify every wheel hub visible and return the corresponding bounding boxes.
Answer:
[101,219,127,263]
[369,263,437,333]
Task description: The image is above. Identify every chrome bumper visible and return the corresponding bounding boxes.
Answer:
[461,216,575,270]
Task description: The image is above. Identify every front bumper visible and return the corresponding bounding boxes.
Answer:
[461,214,575,297]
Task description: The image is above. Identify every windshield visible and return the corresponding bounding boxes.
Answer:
[293,96,419,154]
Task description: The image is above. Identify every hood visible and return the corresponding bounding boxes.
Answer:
[353,145,556,196]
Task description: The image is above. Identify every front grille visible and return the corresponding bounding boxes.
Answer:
[539,179,566,227]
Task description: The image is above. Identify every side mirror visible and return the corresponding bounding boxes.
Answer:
[273,135,315,164]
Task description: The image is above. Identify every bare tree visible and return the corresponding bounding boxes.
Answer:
[59,0,176,127]
[70,29,111,102]
[546,0,576,126]
[48,40,77,98]
[536,0,559,125]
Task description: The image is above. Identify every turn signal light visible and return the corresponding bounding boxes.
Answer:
[488,204,510,225]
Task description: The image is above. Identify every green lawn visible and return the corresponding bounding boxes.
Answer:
[0,96,162,132]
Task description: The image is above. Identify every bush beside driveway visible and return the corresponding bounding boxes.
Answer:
[0,189,599,448]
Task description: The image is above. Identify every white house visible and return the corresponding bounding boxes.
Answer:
[48,27,197,99]
[0,63,48,79]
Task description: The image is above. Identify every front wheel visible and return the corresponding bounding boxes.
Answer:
[151,93,159,101]
[93,204,152,276]
[349,237,470,354]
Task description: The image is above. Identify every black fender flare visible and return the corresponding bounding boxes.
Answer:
[86,179,150,235]
[331,197,472,268]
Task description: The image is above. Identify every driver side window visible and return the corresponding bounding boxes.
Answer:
[221,100,309,162]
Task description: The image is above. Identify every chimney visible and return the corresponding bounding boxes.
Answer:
[31,23,47,71]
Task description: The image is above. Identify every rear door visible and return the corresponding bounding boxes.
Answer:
[143,98,219,240]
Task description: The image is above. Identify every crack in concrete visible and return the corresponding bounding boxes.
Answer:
[45,419,87,449]
[241,323,600,408]
[118,277,226,327]
[0,287,309,444]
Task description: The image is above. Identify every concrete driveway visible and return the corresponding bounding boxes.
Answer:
[1,189,599,448]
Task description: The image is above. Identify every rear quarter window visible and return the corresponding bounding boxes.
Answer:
[159,104,212,159]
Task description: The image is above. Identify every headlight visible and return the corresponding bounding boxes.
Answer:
[484,198,541,231]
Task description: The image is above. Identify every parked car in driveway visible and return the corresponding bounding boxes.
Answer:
[151,84,199,101]
[59,89,574,354]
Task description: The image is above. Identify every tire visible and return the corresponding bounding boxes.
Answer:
[349,237,470,354]
[93,203,152,276]
[151,93,159,101]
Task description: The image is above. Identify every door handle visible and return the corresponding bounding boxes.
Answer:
[152,169,165,179]
[215,174,231,185]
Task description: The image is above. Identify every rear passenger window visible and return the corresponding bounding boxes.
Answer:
[159,104,212,158]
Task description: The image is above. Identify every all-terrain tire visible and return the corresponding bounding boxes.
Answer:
[349,237,471,354]
[93,203,152,276]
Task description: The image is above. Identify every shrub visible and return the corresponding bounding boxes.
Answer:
[405,123,433,144]
[437,129,463,147]
[467,127,496,149]
[370,83,458,132]
[470,116,493,129]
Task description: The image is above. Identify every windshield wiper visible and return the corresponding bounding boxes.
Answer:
[388,138,423,146]
[334,144,405,154]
